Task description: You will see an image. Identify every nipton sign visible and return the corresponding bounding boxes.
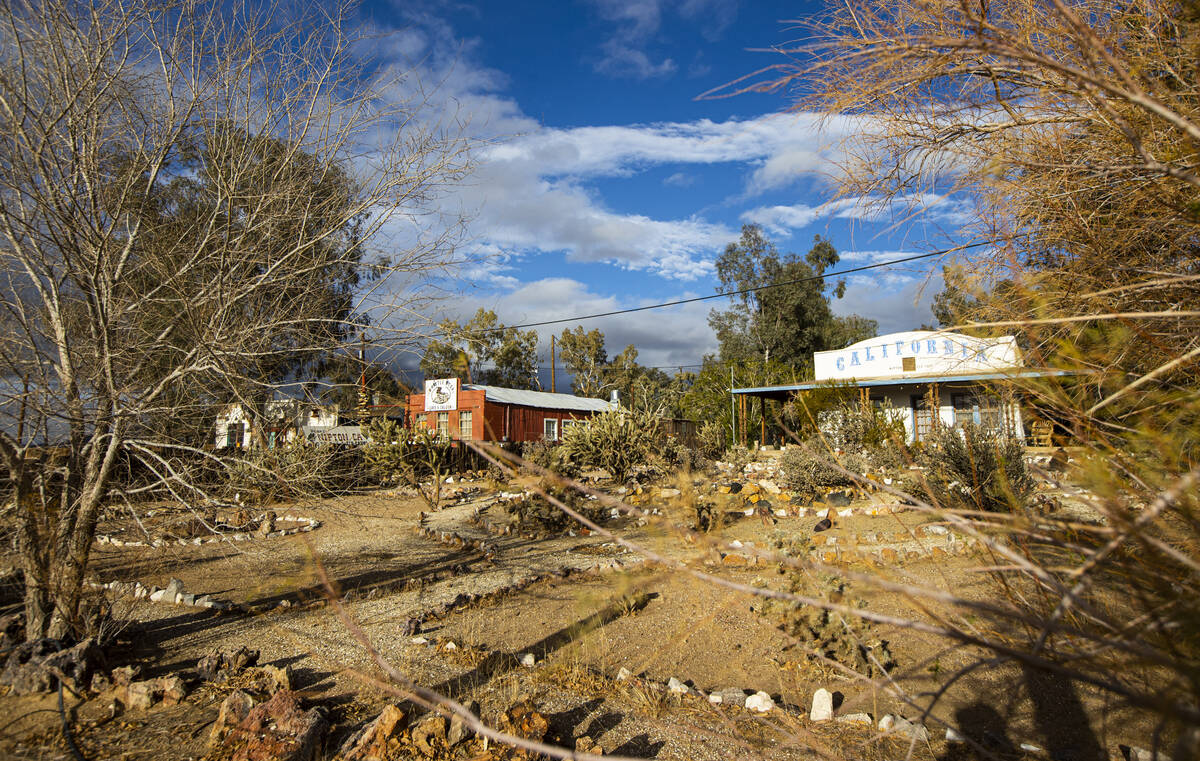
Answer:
[424,378,458,412]
[814,331,1021,382]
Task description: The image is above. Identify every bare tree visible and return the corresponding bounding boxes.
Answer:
[0,0,470,640]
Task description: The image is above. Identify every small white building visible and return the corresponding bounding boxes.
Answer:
[732,330,1067,444]
[214,399,339,450]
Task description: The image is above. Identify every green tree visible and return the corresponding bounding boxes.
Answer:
[708,226,875,370]
[558,327,609,398]
[419,309,538,389]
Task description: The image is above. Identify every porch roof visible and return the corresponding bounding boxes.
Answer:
[731,369,1073,400]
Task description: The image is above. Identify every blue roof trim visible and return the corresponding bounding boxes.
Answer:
[731,369,1073,395]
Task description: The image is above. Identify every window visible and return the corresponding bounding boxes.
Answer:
[225,423,242,449]
[902,356,916,372]
[458,410,473,440]
[543,418,558,441]
[952,393,1003,431]
[436,412,449,439]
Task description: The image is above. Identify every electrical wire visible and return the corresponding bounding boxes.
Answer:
[467,240,989,335]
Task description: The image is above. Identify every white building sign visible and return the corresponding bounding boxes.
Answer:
[814,331,1022,382]
[424,378,458,412]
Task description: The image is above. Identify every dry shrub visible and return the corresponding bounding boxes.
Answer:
[363,419,452,510]
[914,423,1033,514]
[560,409,658,483]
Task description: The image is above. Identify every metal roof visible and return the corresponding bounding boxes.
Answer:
[463,384,617,413]
[732,369,1074,397]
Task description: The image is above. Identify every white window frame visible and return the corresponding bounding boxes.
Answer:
[543,418,559,441]
[458,409,473,441]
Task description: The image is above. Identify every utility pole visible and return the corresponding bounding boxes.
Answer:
[550,334,556,393]
[730,364,736,446]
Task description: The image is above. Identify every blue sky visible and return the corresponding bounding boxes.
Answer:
[355,1,971,374]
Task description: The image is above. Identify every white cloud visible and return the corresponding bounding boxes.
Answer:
[833,269,944,334]
[741,193,978,237]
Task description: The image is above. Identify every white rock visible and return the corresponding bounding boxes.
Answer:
[878,714,896,732]
[809,688,834,721]
[666,677,688,694]
[745,691,774,713]
[519,653,536,667]
[1020,743,1042,753]
[443,641,458,650]
[758,479,781,495]
[774,509,787,517]
[743,508,755,516]
[946,727,965,743]
[610,508,621,519]
[837,508,853,517]
[616,667,633,681]
[410,636,429,645]
[836,713,872,725]
[708,693,723,704]
[729,540,743,549]
[924,525,949,535]
[148,588,167,603]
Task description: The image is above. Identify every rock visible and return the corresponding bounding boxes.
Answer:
[411,713,447,757]
[666,677,688,694]
[837,712,872,725]
[725,482,743,494]
[401,617,422,636]
[879,714,928,742]
[716,687,747,707]
[616,667,633,681]
[219,689,326,761]
[758,479,781,495]
[209,690,257,746]
[119,680,159,710]
[164,577,185,598]
[446,701,477,748]
[0,637,103,695]
[500,702,548,742]
[827,491,852,507]
[339,704,406,760]
[945,727,965,743]
[149,589,168,603]
[90,671,112,694]
[111,665,140,686]
[575,736,603,755]
[745,691,774,713]
[708,692,723,704]
[156,674,188,706]
[1122,747,1172,761]
[809,688,833,721]
[410,636,429,645]
[520,653,536,667]
[657,488,681,498]
[878,714,895,732]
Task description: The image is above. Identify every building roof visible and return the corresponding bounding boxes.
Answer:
[732,369,1074,400]
[462,384,617,413]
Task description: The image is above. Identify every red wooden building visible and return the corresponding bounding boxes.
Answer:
[405,380,616,443]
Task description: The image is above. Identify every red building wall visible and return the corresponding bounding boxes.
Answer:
[405,390,600,443]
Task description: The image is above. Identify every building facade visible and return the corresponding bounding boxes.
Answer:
[214,399,339,449]
[732,330,1066,445]
[405,379,616,443]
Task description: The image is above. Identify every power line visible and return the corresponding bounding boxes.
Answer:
[470,241,988,335]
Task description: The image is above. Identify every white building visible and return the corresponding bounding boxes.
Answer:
[732,330,1067,444]
[214,399,339,450]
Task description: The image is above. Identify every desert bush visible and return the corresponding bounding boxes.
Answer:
[224,442,363,504]
[655,436,707,473]
[779,446,870,499]
[761,574,895,677]
[520,440,580,478]
[363,419,453,511]
[501,479,605,537]
[560,409,658,483]
[721,445,754,475]
[695,420,727,459]
[915,422,1032,513]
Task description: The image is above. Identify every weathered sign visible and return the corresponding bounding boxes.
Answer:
[424,377,458,412]
[814,331,1021,382]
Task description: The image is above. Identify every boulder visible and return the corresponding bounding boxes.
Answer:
[118,679,158,710]
[446,701,478,748]
[215,689,326,761]
[156,674,188,706]
[339,704,406,760]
